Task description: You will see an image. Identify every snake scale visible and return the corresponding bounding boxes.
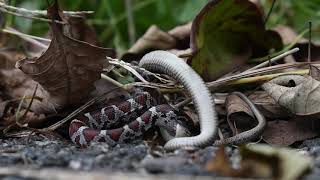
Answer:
[69,51,266,150]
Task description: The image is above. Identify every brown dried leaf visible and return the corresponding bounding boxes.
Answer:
[15,1,115,113]
[273,25,300,45]
[0,69,35,100]
[262,120,318,146]
[225,94,256,135]
[262,74,320,116]
[122,23,191,62]
[63,15,99,45]
[127,25,176,54]
[0,49,25,69]
[168,22,191,40]
[249,91,289,119]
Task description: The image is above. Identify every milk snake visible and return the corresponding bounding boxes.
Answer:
[69,92,192,147]
[69,51,266,150]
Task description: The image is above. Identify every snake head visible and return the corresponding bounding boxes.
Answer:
[156,112,195,142]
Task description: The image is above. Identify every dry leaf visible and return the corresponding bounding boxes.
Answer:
[262,120,318,146]
[63,15,99,45]
[128,25,176,54]
[168,22,191,41]
[273,25,301,45]
[0,69,36,101]
[241,144,313,180]
[225,94,256,135]
[122,23,191,62]
[262,74,320,116]
[249,91,289,119]
[15,1,115,113]
[0,49,25,69]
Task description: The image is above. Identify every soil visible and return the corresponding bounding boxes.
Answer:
[0,134,320,179]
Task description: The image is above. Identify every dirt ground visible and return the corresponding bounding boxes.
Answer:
[0,134,320,179]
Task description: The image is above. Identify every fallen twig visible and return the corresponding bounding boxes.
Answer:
[0,6,65,24]
[0,2,93,17]
[244,47,300,72]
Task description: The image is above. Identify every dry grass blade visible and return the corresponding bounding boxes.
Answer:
[107,57,173,84]
[244,47,300,72]
[0,2,93,17]
[16,84,39,127]
[3,85,39,135]
[207,62,318,90]
[0,6,65,24]
[108,58,148,83]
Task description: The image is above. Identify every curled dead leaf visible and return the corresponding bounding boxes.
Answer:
[248,91,289,119]
[63,15,99,45]
[15,1,115,113]
[128,25,176,54]
[225,94,256,135]
[262,74,320,116]
[122,23,191,62]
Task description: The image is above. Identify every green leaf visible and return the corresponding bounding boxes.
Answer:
[190,0,282,81]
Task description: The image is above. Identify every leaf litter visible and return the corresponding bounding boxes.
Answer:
[0,0,319,179]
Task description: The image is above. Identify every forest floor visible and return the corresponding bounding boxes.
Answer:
[0,134,320,179]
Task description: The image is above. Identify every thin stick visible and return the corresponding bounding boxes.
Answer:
[207,62,316,90]
[0,2,93,17]
[0,7,65,24]
[101,73,124,88]
[264,0,276,25]
[108,59,172,84]
[244,48,299,72]
[3,28,51,42]
[227,69,308,86]
[14,94,27,126]
[2,28,49,49]
[18,84,39,126]
[108,59,148,83]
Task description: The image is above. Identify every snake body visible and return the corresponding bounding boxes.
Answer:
[139,51,217,150]
[69,51,266,150]
[69,92,192,147]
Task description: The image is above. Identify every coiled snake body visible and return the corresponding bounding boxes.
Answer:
[69,51,266,150]
[69,92,192,147]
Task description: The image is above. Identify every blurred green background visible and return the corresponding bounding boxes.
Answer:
[4,0,320,54]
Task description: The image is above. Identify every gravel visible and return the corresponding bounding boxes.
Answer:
[0,135,320,179]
